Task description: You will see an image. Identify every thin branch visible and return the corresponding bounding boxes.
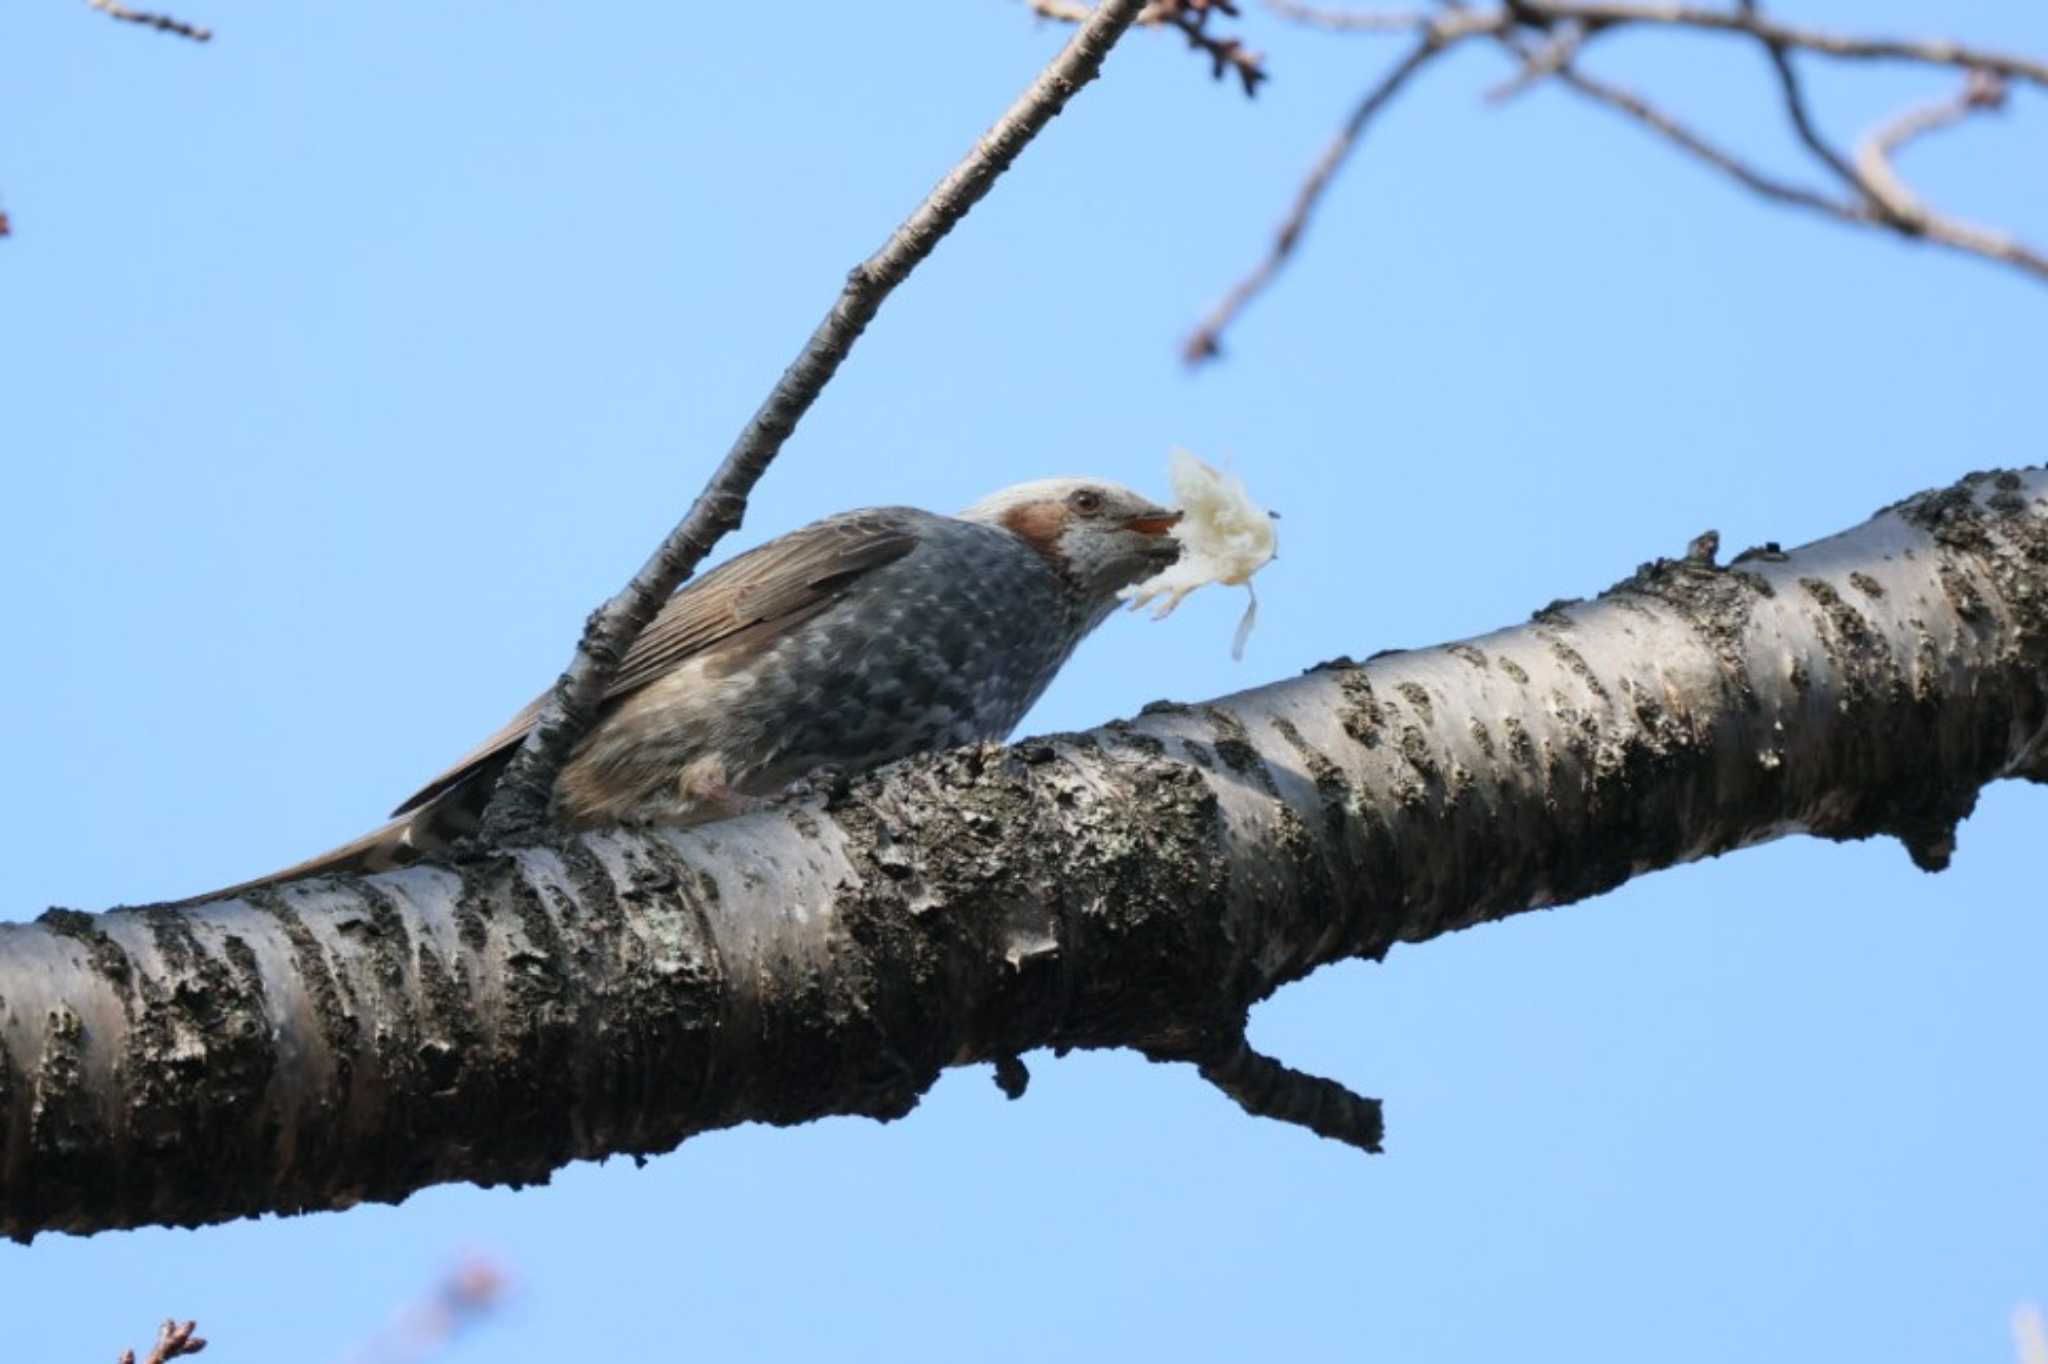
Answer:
[116,1320,207,1364]
[1484,20,1587,102]
[1550,52,2048,282]
[84,0,211,42]
[1161,0,1270,97]
[1736,0,1865,202]
[1543,59,1861,222]
[1262,0,1430,32]
[1853,72,2048,281]
[1551,56,2048,281]
[1027,0,1267,96]
[1181,34,1453,363]
[1854,70,2001,226]
[476,0,1151,842]
[1193,0,2046,360]
[1265,1,2048,92]
[1519,2,2048,92]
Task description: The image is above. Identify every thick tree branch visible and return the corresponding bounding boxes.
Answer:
[6,467,2045,1241]
[478,0,1151,841]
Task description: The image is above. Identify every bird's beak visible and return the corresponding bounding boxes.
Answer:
[1122,508,1183,536]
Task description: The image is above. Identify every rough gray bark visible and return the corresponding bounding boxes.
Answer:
[4,468,2044,1242]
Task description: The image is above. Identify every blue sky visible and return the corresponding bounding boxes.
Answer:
[4,2,2045,1360]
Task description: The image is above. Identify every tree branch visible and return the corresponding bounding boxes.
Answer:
[1183,1036,1385,1151]
[84,0,211,42]
[1265,1,2048,90]
[477,0,1152,841]
[8,467,2044,1241]
[1261,1,1429,34]
[1736,0,1865,203]
[1189,1,2048,361]
[1025,1,1269,97]
[1852,72,2048,281]
[1514,2,2048,91]
[1542,59,1860,222]
[1181,33,1452,363]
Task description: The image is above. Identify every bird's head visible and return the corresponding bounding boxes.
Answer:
[962,477,1183,603]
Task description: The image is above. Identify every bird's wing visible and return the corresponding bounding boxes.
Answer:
[390,511,922,816]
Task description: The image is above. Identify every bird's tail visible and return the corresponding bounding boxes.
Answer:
[167,789,480,906]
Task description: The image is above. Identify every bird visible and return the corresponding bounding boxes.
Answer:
[209,477,1183,896]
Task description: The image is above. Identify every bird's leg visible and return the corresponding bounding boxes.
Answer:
[777,763,852,807]
[673,756,777,822]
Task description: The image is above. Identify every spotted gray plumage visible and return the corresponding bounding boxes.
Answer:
[557,513,1087,818]
[203,478,1181,898]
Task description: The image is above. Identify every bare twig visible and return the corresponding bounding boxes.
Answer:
[476,0,1153,840]
[1268,1,2048,91]
[1162,0,1270,96]
[1517,2,2048,91]
[1853,72,2048,280]
[1855,69,2004,225]
[1484,20,1587,102]
[117,1320,207,1364]
[1182,34,1450,363]
[1188,0,2047,360]
[1545,60,1860,222]
[1736,0,1865,201]
[1027,0,1267,95]
[1262,0,1429,32]
[1553,59,2048,281]
[1182,1035,1385,1152]
[85,0,211,42]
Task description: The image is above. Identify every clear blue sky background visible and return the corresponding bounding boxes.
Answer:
[3,2,2044,1360]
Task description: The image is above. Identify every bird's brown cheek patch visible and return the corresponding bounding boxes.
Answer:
[999,501,1071,568]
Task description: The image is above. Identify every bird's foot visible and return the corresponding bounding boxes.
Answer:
[779,763,852,808]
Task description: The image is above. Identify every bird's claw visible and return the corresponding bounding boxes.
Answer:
[780,764,852,807]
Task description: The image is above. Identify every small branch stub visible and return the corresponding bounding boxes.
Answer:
[1184,1037,1386,1153]
[993,1053,1032,1100]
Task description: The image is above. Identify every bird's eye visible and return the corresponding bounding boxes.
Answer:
[1069,489,1104,515]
